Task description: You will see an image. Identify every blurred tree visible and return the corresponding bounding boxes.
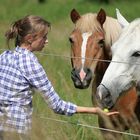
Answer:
[99,0,110,4]
[38,0,46,3]
[87,0,110,4]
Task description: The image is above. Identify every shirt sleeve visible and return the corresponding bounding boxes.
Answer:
[21,54,77,116]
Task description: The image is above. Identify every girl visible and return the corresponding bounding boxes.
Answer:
[0,15,118,140]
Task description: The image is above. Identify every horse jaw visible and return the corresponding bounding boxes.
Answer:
[116,8,129,28]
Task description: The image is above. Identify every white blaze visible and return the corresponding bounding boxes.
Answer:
[79,32,92,81]
[81,32,92,67]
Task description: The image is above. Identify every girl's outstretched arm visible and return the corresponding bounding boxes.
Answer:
[76,106,119,116]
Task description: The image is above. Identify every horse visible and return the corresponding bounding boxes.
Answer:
[96,9,140,138]
[69,8,125,139]
[70,8,122,89]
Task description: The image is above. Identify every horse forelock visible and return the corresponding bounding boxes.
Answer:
[74,13,122,48]
[75,13,102,33]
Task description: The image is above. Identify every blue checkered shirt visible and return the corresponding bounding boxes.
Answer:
[0,46,77,134]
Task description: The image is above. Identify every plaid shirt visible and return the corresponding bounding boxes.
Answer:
[0,46,77,134]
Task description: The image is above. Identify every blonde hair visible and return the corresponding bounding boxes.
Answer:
[5,15,51,48]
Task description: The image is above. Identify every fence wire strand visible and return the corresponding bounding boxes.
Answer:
[1,48,140,137]
[1,48,140,65]
[37,51,140,65]
[38,115,140,138]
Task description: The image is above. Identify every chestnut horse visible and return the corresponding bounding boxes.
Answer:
[70,8,121,90]
[69,9,139,139]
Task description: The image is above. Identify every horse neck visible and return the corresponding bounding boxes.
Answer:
[95,46,111,86]
[94,17,122,84]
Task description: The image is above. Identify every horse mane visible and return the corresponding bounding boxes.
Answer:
[75,13,122,47]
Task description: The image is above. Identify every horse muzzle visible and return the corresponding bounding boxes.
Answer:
[96,84,114,109]
[71,68,92,89]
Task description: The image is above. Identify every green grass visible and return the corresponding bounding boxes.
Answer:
[0,0,140,139]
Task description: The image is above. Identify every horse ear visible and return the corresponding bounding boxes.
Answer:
[116,8,129,28]
[70,9,81,23]
[97,8,106,26]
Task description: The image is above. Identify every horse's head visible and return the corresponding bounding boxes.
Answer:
[69,9,107,89]
[96,9,140,109]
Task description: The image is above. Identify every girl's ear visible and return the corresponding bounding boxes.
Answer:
[25,34,34,44]
[116,8,129,28]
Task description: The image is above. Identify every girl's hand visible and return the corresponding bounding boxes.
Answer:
[96,107,119,116]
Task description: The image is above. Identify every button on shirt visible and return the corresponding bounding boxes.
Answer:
[0,46,77,134]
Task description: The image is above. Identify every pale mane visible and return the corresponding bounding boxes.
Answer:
[103,16,122,46]
[75,13,122,47]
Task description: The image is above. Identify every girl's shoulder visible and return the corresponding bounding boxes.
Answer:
[0,50,13,62]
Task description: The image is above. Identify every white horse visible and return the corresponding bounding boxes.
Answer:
[96,9,140,134]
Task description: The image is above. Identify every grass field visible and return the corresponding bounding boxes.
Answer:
[0,0,140,139]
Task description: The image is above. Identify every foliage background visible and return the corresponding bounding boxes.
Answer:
[0,0,140,139]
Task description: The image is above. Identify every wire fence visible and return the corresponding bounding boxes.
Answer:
[0,48,140,138]
[33,50,140,138]
[1,48,140,65]
[37,51,140,66]
[38,115,140,138]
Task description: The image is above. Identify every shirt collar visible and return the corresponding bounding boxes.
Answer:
[14,46,37,61]
[15,46,31,55]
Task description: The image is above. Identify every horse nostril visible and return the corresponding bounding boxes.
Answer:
[71,68,80,80]
[71,68,84,86]
[96,88,102,100]
[96,84,114,109]
[84,68,92,80]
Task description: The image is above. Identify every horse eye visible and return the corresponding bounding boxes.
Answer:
[132,51,140,57]
[98,39,105,47]
[69,37,74,44]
